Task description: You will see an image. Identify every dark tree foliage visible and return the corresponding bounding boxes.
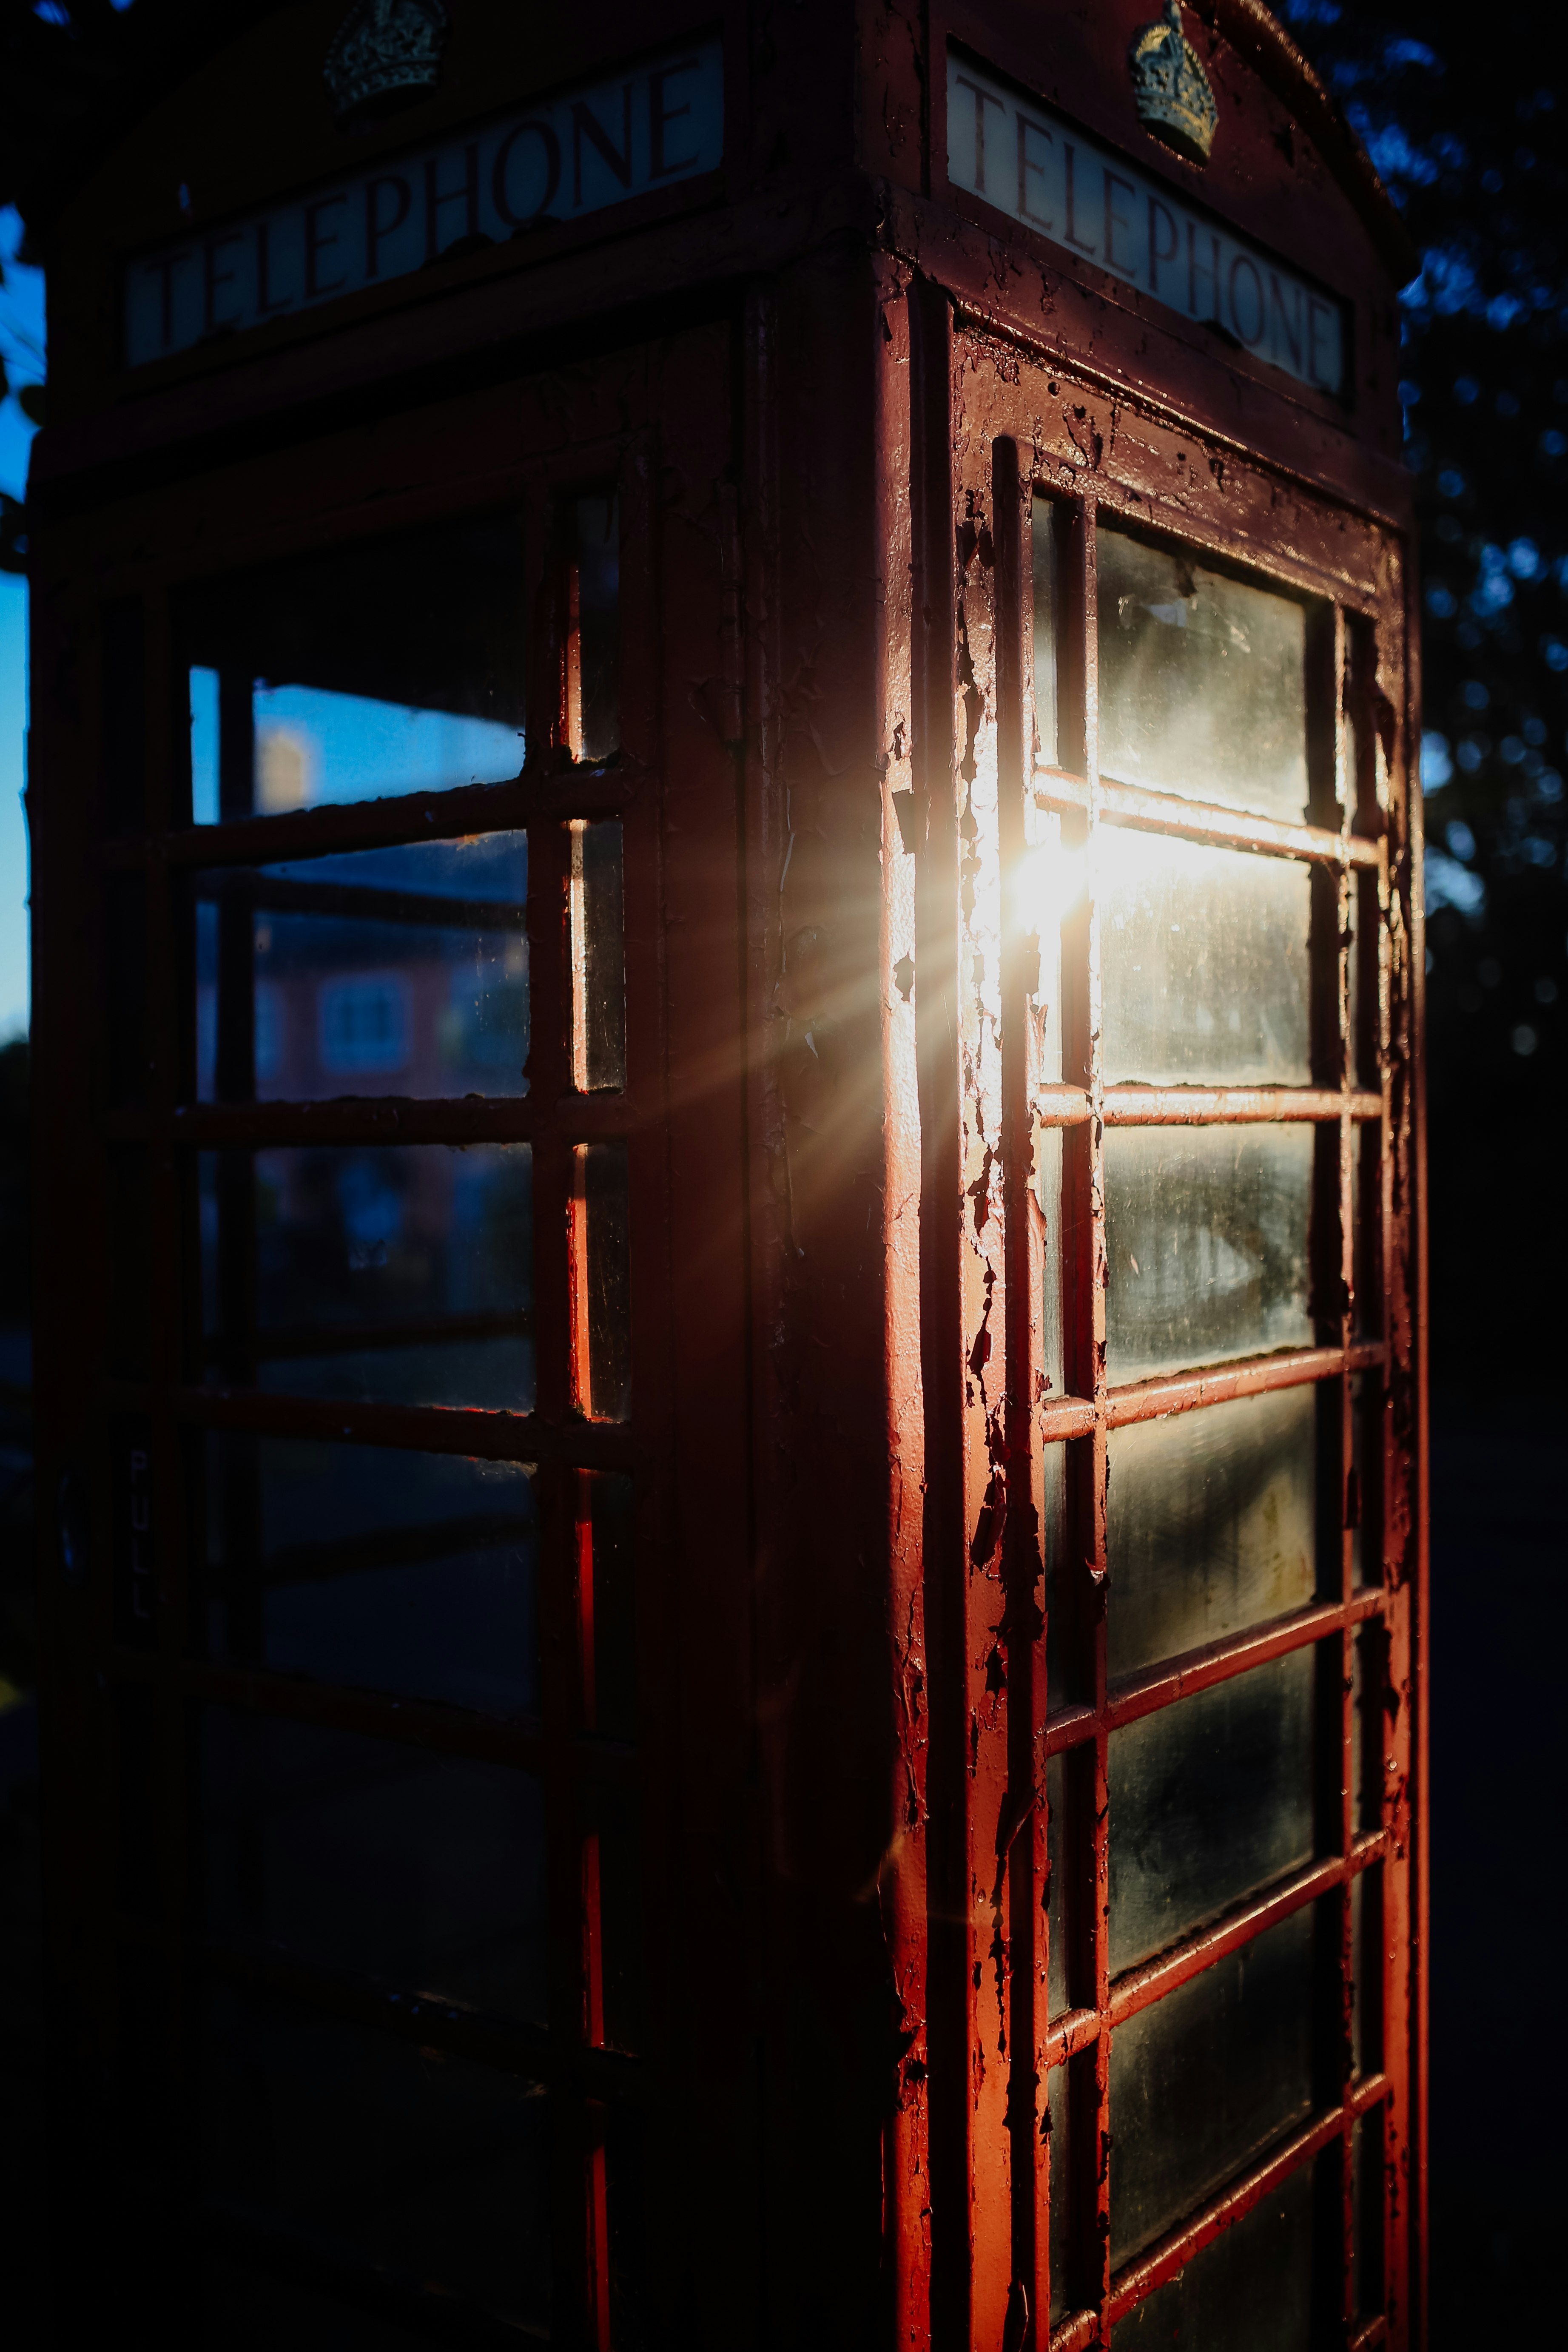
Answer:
[1282,0,1568,1382]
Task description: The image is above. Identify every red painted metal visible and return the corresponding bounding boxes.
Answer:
[26,4,1422,2345]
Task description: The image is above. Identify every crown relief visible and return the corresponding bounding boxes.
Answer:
[324,0,450,130]
[1130,0,1220,167]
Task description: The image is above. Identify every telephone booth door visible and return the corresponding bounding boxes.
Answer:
[33,330,758,2348]
[886,308,1420,2348]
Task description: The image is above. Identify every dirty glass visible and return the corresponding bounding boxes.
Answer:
[199,1141,533,1410]
[1097,527,1310,822]
[1046,1748,1068,2019]
[1103,1124,1314,1385]
[192,833,529,1103]
[201,1708,548,2022]
[201,1984,550,2330]
[184,515,526,823]
[1099,833,1312,1086]
[569,819,626,1091]
[1108,1649,1315,1974]
[1108,1903,1315,2263]
[569,492,620,763]
[1047,2060,1074,2325]
[573,1143,631,1421]
[1110,2161,1315,2348]
[201,1437,538,1717]
[1106,1385,1318,1679]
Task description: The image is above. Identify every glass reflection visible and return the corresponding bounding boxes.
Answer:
[184,515,526,822]
[202,1709,548,2022]
[1101,834,1312,1086]
[194,833,529,1103]
[1108,1905,1315,2262]
[202,1436,538,1716]
[1104,1125,1314,1385]
[1107,1386,1318,1679]
[199,1141,534,1410]
[1097,527,1310,822]
[1111,2164,1314,2348]
[1108,1649,1315,1974]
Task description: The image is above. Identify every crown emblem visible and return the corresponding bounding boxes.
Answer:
[1130,2,1219,167]
[324,0,449,129]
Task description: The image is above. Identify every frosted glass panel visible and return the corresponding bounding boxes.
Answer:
[1108,1649,1315,1974]
[1107,1385,1318,1679]
[1100,833,1312,1086]
[1111,2162,1314,2347]
[1104,1125,1313,1384]
[1108,1905,1314,2262]
[1098,528,1309,822]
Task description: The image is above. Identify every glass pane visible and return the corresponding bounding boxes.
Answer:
[201,1708,547,2022]
[580,1470,637,1741]
[1109,1650,1315,1974]
[1104,1125,1314,1385]
[1047,2060,1072,2325]
[1108,1905,1315,2262]
[1097,527,1309,823]
[199,1142,534,1410]
[194,833,529,1103]
[572,1143,631,1421]
[183,515,526,822]
[570,492,620,763]
[1100,834,1312,1086]
[1107,1386,1318,1680]
[202,1436,538,1716]
[1046,1748,1068,2019]
[1353,2109,1384,2317]
[1110,2161,1314,2348]
[569,819,626,1092]
[201,1985,550,2330]
[1032,492,1060,769]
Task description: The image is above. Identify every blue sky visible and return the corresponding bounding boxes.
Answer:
[0,205,43,1044]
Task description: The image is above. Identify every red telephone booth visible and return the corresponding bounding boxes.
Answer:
[26,3,1425,2346]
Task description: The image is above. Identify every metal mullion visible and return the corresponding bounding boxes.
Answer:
[1034,1085,1383,1126]
[526,478,616,2338]
[1104,1339,1385,1428]
[994,435,1047,2323]
[1333,604,1362,2334]
[163,1095,630,1147]
[148,765,645,871]
[140,581,202,2224]
[153,1382,634,1468]
[1056,490,1112,2332]
[1035,769,1382,870]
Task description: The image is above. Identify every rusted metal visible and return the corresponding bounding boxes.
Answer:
[1035,769,1384,869]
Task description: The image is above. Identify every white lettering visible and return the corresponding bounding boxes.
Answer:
[125,40,724,367]
[945,50,1346,398]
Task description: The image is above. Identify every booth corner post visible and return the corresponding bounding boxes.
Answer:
[23,3,1424,2346]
